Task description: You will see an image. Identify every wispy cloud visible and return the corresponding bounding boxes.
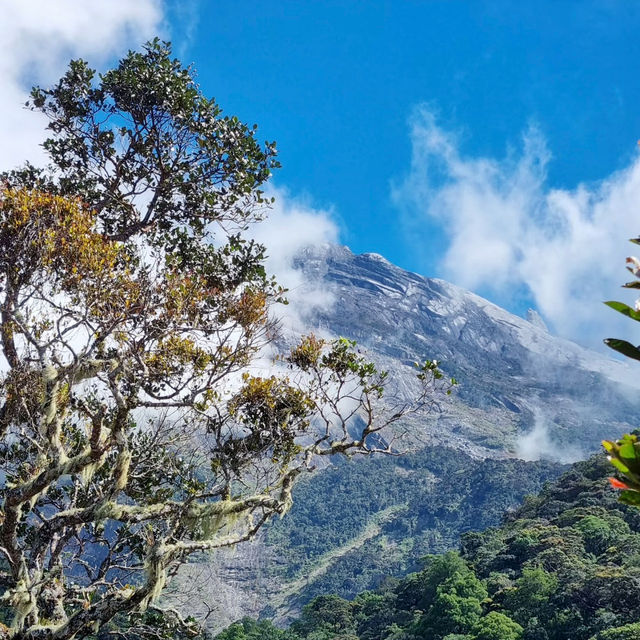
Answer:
[0,0,163,171]
[393,107,640,347]
[165,0,202,61]
[251,187,339,334]
[516,408,585,463]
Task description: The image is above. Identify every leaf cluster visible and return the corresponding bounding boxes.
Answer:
[602,240,640,504]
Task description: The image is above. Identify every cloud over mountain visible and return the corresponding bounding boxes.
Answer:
[394,107,640,347]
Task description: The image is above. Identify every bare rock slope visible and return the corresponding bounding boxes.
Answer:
[294,244,640,457]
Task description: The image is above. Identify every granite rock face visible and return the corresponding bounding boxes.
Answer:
[292,244,640,458]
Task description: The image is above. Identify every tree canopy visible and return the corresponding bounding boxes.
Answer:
[216,454,640,640]
[0,41,450,639]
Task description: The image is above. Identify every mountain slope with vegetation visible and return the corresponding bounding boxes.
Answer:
[261,448,563,616]
[168,449,562,630]
[217,454,640,640]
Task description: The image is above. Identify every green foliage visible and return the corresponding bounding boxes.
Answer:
[575,514,621,555]
[602,435,640,505]
[472,612,523,640]
[461,455,640,639]
[291,595,356,638]
[589,622,640,640]
[501,567,557,626]
[215,617,291,640]
[603,247,640,501]
[218,453,640,640]
[415,570,487,638]
[402,552,473,613]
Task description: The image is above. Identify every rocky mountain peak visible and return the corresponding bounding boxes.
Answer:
[526,308,549,332]
[293,244,640,458]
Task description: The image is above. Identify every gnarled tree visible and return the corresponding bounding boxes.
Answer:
[0,41,450,639]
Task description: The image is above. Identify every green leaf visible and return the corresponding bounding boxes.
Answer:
[630,237,640,245]
[604,300,640,321]
[610,458,630,474]
[619,442,637,461]
[619,490,640,506]
[604,338,640,362]
[623,281,640,289]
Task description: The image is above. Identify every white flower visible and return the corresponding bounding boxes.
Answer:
[627,256,640,278]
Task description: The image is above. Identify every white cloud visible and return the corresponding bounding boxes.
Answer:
[250,187,339,334]
[213,189,339,402]
[0,0,163,171]
[393,107,640,347]
[516,408,585,463]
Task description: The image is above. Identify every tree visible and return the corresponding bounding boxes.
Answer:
[414,569,487,639]
[471,612,522,640]
[0,41,451,639]
[353,591,398,640]
[214,617,290,640]
[396,552,470,613]
[290,595,355,638]
[501,567,557,626]
[602,242,640,506]
[589,622,640,640]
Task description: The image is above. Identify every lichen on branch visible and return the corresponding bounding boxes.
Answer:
[0,40,453,640]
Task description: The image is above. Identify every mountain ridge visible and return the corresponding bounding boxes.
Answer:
[293,244,640,457]
[171,245,640,631]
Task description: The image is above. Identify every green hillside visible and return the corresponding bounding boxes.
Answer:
[218,454,640,640]
[259,448,563,614]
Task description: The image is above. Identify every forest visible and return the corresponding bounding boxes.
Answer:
[216,454,640,640]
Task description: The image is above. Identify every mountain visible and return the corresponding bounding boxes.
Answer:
[293,245,640,458]
[168,245,640,631]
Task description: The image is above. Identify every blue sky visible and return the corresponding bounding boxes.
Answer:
[3,1,640,348]
[163,1,640,344]
[171,1,640,264]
